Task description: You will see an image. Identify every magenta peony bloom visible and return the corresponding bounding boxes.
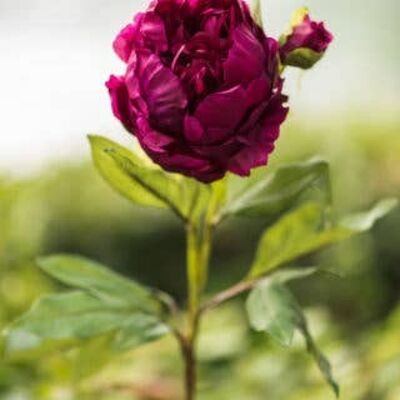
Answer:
[279,10,333,69]
[107,0,288,183]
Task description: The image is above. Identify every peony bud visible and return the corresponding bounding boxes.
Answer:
[279,8,333,70]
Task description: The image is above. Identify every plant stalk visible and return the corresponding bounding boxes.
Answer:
[184,220,212,400]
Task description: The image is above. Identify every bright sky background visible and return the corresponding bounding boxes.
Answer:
[0,0,398,175]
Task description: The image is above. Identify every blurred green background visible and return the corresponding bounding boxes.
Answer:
[1,0,400,399]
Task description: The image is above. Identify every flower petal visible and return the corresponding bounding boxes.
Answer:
[113,15,143,62]
[184,115,205,142]
[194,84,247,143]
[140,11,168,53]
[106,75,134,132]
[136,116,175,153]
[223,25,266,86]
[136,50,188,134]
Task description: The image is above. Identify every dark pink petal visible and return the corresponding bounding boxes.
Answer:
[113,15,143,62]
[136,50,188,134]
[259,92,289,141]
[223,25,266,86]
[228,142,274,176]
[124,58,149,118]
[244,77,270,109]
[140,11,168,53]
[229,90,289,175]
[106,75,134,132]
[184,115,205,142]
[194,84,247,143]
[190,137,239,160]
[136,116,175,153]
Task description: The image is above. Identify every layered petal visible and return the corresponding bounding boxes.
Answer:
[194,85,247,143]
[136,50,188,134]
[113,14,144,62]
[223,25,266,86]
[106,75,134,132]
[107,0,292,182]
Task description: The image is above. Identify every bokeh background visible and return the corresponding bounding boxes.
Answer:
[0,0,399,399]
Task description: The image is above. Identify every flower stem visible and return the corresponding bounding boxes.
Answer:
[186,223,211,326]
[180,334,197,400]
[184,220,212,400]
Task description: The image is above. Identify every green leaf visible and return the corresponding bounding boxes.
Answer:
[88,135,165,209]
[4,255,172,357]
[37,254,161,314]
[271,266,319,284]
[89,135,208,221]
[3,291,168,357]
[298,317,340,397]
[112,314,169,352]
[246,280,339,396]
[246,280,300,346]
[4,291,129,353]
[340,198,398,231]
[249,198,398,278]
[222,159,331,219]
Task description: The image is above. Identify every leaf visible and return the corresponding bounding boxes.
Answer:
[89,135,208,220]
[37,254,160,314]
[3,291,169,357]
[246,281,339,396]
[246,281,300,347]
[112,314,169,352]
[298,318,340,397]
[249,199,398,278]
[4,291,129,353]
[88,135,165,209]
[222,159,331,219]
[271,266,319,284]
[340,198,398,231]
[4,255,171,357]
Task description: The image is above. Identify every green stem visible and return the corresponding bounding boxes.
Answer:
[186,223,212,326]
[184,219,213,400]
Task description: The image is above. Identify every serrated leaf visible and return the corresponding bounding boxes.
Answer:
[249,199,398,278]
[222,159,331,219]
[37,254,160,314]
[89,135,208,221]
[246,281,339,396]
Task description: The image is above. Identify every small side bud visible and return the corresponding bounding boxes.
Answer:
[279,8,333,70]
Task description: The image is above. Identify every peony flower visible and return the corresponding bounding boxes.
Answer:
[107,0,288,183]
[279,8,334,69]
